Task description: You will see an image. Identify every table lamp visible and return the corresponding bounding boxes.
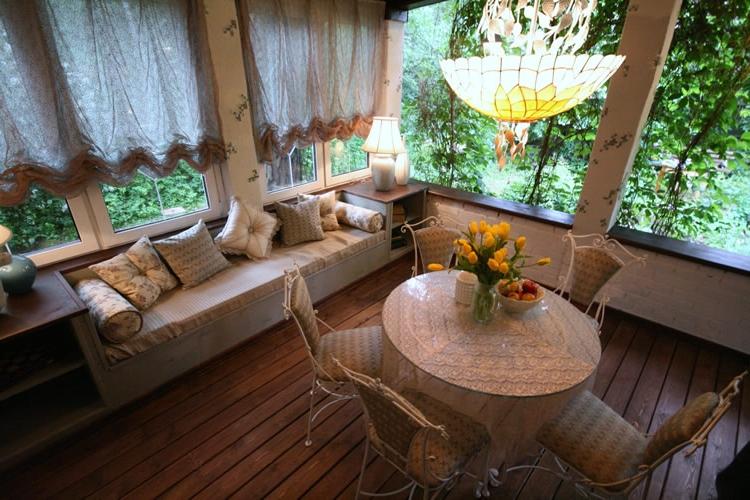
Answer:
[362,117,406,191]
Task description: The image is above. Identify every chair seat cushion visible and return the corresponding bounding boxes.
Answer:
[316,326,383,381]
[401,389,490,487]
[536,390,647,490]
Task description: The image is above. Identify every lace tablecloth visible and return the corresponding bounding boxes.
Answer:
[381,271,601,469]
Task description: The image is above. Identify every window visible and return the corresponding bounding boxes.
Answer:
[0,188,98,266]
[616,0,750,257]
[87,163,223,247]
[263,137,370,201]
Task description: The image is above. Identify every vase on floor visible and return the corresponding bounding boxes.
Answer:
[472,282,497,324]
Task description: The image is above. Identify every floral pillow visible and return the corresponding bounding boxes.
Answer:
[298,191,340,231]
[125,236,178,292]
[215,197,280,259]
[90,253,162,310]
[75,278,143,343]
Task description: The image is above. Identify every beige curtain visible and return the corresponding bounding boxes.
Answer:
[238,0,385,162]
[0,0,224,206]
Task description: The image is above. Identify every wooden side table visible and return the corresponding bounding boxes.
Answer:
[0,271,106,469]
[342,181,428,261]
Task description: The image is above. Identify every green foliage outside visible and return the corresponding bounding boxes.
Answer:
[0,187,79,254]
[403,0,750,256]
[101,161,208,231]
[330,136,367,176]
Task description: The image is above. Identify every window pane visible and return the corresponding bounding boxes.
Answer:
[101,161,209,232]
[330,136,367,176]
[265,146,316,193]
[0,187,79,254]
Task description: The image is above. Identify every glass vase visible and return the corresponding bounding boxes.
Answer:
[472,282,497,324]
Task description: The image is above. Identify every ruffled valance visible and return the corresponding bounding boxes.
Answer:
[238,0,385,162]
[0,0,223,206]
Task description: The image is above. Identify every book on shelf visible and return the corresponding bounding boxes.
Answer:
[392,203,406,225]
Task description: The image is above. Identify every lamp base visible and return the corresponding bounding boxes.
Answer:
[371,155,395,191]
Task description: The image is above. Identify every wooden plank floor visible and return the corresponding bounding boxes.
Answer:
[1,256,748,499]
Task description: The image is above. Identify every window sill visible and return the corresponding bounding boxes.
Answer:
[608,226,750,277]
[423,182,574,228]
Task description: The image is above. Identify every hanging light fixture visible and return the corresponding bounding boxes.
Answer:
[440,0,625,166]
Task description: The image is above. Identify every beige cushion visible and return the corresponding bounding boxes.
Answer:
[536,390,647,490]
[570,247,623,306]
[215,197,280,259]
[414,226,461,271]
[299,191,340,231]
[103,227,385,363]
[90,253,161,310]
[75,279,142,343]
[643,392,719,464]
[275,198,325,246]
[402,389,490,487]
[315,326,383,381]
[153,220,231,288]
[125,236,178,292]
[335,201,383,233]
[289,271,321,353]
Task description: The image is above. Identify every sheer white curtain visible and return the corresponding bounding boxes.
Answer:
[0,0,223,206]
[238,0,385,161]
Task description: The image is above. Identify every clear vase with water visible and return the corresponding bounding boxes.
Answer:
[472,282,497,324]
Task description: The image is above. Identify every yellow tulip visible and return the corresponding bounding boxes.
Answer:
[462,243,472,255]
[479,220,488,233]
[468,221,479,234]
[427,263,445,271]
[483,232,495,248]
[467,252,478,264]
[499,261,510,274]
[488,258,500,271]
[457,238,467,246]
[497,222,511,239]
[536,257,552,266]
[493,248,508,262]
[515,235,526,251]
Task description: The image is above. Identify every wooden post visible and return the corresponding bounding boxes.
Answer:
[573,0,683,234]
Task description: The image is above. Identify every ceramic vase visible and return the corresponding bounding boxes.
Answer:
[0,254,37,294]
[395,146,410,186]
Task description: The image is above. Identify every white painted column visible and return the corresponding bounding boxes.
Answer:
[203,0,264,207]
[573,0,682,234]
[377,20,405,119]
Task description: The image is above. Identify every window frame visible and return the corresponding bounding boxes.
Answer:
[84,165,225,248]
[22,194,101,267]
[322,139,371,186]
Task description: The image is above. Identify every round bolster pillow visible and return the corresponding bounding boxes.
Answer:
[334,201,384,233]
[75,278,143,343]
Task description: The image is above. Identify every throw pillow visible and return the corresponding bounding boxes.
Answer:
[90,253,161,310]
[125,236,178,292]
[299,191,340,231]
[75,278,143,343]
[215,197,280,259]
[274,198,325,246]
[334,201,384,233]
[153,220,231,288]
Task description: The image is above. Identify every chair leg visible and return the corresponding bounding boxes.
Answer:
[355,438,370,500]
[305,375,318,447]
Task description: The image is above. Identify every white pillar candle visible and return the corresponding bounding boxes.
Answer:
[455,271,478,305]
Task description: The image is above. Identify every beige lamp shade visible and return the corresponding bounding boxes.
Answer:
[0,225,11,247]
[362,117,406,155]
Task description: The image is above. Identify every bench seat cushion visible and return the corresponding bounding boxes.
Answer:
[104,227,385,364]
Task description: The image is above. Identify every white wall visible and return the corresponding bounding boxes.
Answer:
[428,194,750,355]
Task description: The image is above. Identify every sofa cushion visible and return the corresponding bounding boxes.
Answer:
[90,253,162,310]
[299,191,340,231]
[335,201,383,233]
[126,236,178,292]
[75,278,143,343]
[104,227,385,363]
[275,198,325,246]
[215,197,280,259]
[154,220,231,288]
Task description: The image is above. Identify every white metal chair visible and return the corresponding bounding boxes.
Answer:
[511,371,747,499]
[283,266,383,446]
[401,216,461,277]
[335,359,492,499]
[554,231,646,331]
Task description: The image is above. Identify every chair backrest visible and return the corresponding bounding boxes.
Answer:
[556,231,646,313]
[335,359,446,471]
[401,216,460,277]
[283,266,320,354]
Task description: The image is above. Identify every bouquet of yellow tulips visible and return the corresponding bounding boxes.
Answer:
[430,219,550,286]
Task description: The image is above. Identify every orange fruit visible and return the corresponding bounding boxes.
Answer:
[521,293,536,301]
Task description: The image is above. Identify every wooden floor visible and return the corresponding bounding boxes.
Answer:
[2,256,748,499]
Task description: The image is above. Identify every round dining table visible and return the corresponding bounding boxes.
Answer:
[381,271,601,492]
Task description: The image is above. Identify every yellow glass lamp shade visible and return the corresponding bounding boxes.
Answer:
[440,53,625,123]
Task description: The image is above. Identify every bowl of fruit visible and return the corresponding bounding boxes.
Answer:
[497,279,545,314]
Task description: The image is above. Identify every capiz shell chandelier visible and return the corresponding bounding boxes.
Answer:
[440,0,625,166]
